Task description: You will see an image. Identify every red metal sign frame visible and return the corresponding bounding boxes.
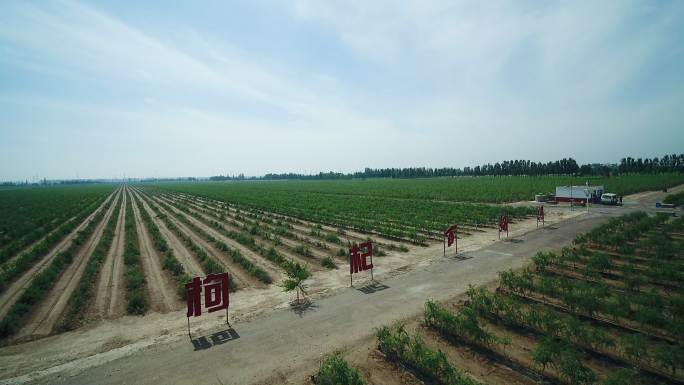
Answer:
[349,241,373,286]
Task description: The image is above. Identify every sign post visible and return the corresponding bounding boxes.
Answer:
[537,206,545,227]
[349,241,374,287]
[443,224,458,257]
[498,215,509,239]
[186,272,230,339]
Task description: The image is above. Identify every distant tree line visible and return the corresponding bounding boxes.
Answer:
[204,153,683,181]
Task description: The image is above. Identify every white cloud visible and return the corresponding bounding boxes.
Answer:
[1,0,683,179]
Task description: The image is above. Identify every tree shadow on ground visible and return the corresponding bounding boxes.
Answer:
[290,298,318,318]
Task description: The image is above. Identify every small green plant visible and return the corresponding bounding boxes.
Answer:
[321,256,337,269]
[281,260,311,304]
[314,351,364,385]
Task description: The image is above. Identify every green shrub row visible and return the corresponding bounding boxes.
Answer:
[152,196,273,286]
[165,197,287,273]
[123,191,148,315]
[0,195,99,265]
[140,195,239,292]
[0,192,116,338]
[131,192,190,300]
[314,352,364,385]
[376,322,481,385]
[0,185,114,265]
[60,191,123,330]
[0,194,112,293]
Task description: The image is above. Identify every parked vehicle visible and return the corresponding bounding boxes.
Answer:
[600,193,618,205]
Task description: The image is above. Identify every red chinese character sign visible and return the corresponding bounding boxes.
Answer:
[443,224,458,257]
[349,241,373,286]
[186,272,230,338]
[498,215,509,239]
[537,206,545,227]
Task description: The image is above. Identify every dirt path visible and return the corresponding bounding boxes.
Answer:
[128,190,179,313]
[92,188,127,318]
[131,190,204,278]
[15,188,122,340]
[10,212,609,385]
[0,191,117,321]
[146,193,284,281]
[146,195,262,290]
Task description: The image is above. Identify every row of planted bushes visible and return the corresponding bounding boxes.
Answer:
[165,197,293,273]
[169,193,392,263]
[313,351,364,385]
[0,186,114,265]
[151,195,273,285]
[423,297,677,385]
[0,192,116,338]
[376,322,481,385]
[165,196,315,273]
[60,191,123,330]
[0,194,101,266]
[124,190,148,314]
[131,192,190,300]
[0,194,113,293]
[498,266,684,340]
[465,286,684,376]
[146,196,240,292]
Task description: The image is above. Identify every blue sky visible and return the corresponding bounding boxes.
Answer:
[1,1,683,180]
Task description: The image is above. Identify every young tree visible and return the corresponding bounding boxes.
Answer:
[281,260,311,305]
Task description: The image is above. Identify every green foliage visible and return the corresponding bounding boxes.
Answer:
[60,190,123,330]
[663,191,684,205]
[281,260,310,303]
[532,337,596,385]
[0,184,115,266]
[123,190,148,315]
[376,322,481,385]
[153,180,539,244]
[133,192,189,300]
[424,300,507,348]
[321,256,337,269]
[0,191,114,293]
[314,352,364,385]
[0,190,117,338]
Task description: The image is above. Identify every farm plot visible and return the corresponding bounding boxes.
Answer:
[0,187,121,340]
[153,182,536,244]
[144,187,414,267]
[158,174,684,204]
[0,185,115,268]
[337,212,684,385]
[168,191,410,252]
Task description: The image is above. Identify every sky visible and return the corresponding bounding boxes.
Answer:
[0,0,683,180]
